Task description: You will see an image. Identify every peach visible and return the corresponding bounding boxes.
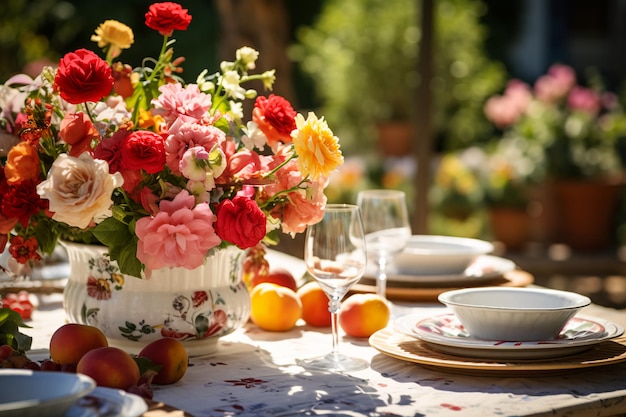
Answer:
[251,268,298,292]
[297,281,331,327]
[49,323,108,366]
[138,337,188,385]
[77,346,140,390]
[339,293,390,338]
[250,282,302,331]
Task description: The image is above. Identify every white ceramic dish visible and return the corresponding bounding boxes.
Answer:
[66,387,147,417]
[0,369,95,417]
[395,313,624,359]
[394,235,494,276]
[438,287,591,341]
[369,255,515,286]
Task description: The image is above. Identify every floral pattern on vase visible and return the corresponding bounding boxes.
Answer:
[63,242,250,356]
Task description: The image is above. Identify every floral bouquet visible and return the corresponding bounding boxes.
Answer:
[0,2,343,279]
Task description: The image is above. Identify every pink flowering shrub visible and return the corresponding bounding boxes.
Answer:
[483,63,626,181]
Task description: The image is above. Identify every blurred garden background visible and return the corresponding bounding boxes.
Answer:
[3,0,626,263]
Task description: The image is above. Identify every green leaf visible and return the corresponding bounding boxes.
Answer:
[0,308,33,353]
[93,218,143,278]
[92,217,133,248]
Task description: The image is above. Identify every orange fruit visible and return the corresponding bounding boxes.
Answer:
[250,283,302,331]
[138,337,188,385]
[297,281,331,327]
[77,346,140,390]
[49,323,108,366]
[339,293,390,338]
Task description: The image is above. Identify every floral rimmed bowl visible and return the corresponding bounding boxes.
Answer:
[438,287,591,341]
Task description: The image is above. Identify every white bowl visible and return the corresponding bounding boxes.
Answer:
[438,287,591,341]
[394,235,494,275]
[0,370,95,417]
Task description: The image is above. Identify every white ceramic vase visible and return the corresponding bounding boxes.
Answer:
[62,242,250,356]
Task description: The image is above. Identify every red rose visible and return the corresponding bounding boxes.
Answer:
[215,196,266,249]
[54,49,114,104]
[94,128,128,173]
[252,94,297,149]
[145,2,192,37]
[119,130,166,174]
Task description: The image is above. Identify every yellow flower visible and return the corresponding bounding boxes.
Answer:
[91,20,134,59]
[292,112,343,180]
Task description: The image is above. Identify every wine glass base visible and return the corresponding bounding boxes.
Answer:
[296,352,369,372]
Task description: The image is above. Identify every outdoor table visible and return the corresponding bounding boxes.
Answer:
[18,250,626,417]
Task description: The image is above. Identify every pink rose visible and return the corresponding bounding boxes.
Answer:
[214,195,266,249]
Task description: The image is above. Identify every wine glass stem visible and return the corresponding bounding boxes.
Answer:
[329,297,341,356]
[377,257,388,299]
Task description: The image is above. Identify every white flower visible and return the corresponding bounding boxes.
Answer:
[241,121,267,150]
[36,153,124,229]
[221,70,246,100]
[236,46,259,70]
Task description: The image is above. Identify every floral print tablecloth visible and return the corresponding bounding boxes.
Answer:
[26,285,626,417]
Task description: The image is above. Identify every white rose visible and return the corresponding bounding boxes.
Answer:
[36,153,124,229]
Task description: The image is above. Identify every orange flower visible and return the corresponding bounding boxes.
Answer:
[4,142,41,185]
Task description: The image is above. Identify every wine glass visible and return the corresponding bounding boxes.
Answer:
[297,204,368,372]
[357,189,411,299]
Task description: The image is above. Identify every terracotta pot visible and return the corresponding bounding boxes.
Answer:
[62,242,250,356]
[376,122,413,157]
[487,207,530,251]
[549,179,624,251]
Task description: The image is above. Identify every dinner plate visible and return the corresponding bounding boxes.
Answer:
[369,326,626,376]
[395,313,624,359]
[66,387,147,417]
[365,255,516,286]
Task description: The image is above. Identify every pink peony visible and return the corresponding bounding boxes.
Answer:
[152,83,212,124]
[135,190,221,275]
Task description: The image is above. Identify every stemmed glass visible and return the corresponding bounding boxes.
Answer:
[297,204,368,372]
[357,189,411,299]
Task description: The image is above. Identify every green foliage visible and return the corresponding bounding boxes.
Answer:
[0,308,32,353]
[291,0,507,155]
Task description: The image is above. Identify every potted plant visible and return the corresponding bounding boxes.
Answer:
[483,64,626,250]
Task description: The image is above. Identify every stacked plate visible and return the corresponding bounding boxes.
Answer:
[394,312,624,360]
[360,236,526,300]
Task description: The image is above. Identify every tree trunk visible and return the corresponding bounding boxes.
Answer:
[213,0,296,115]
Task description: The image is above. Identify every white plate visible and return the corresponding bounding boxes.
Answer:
[366,255,516,286]
[66,387,147,417]
[395,313,624,359]
[0,370,95,417]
